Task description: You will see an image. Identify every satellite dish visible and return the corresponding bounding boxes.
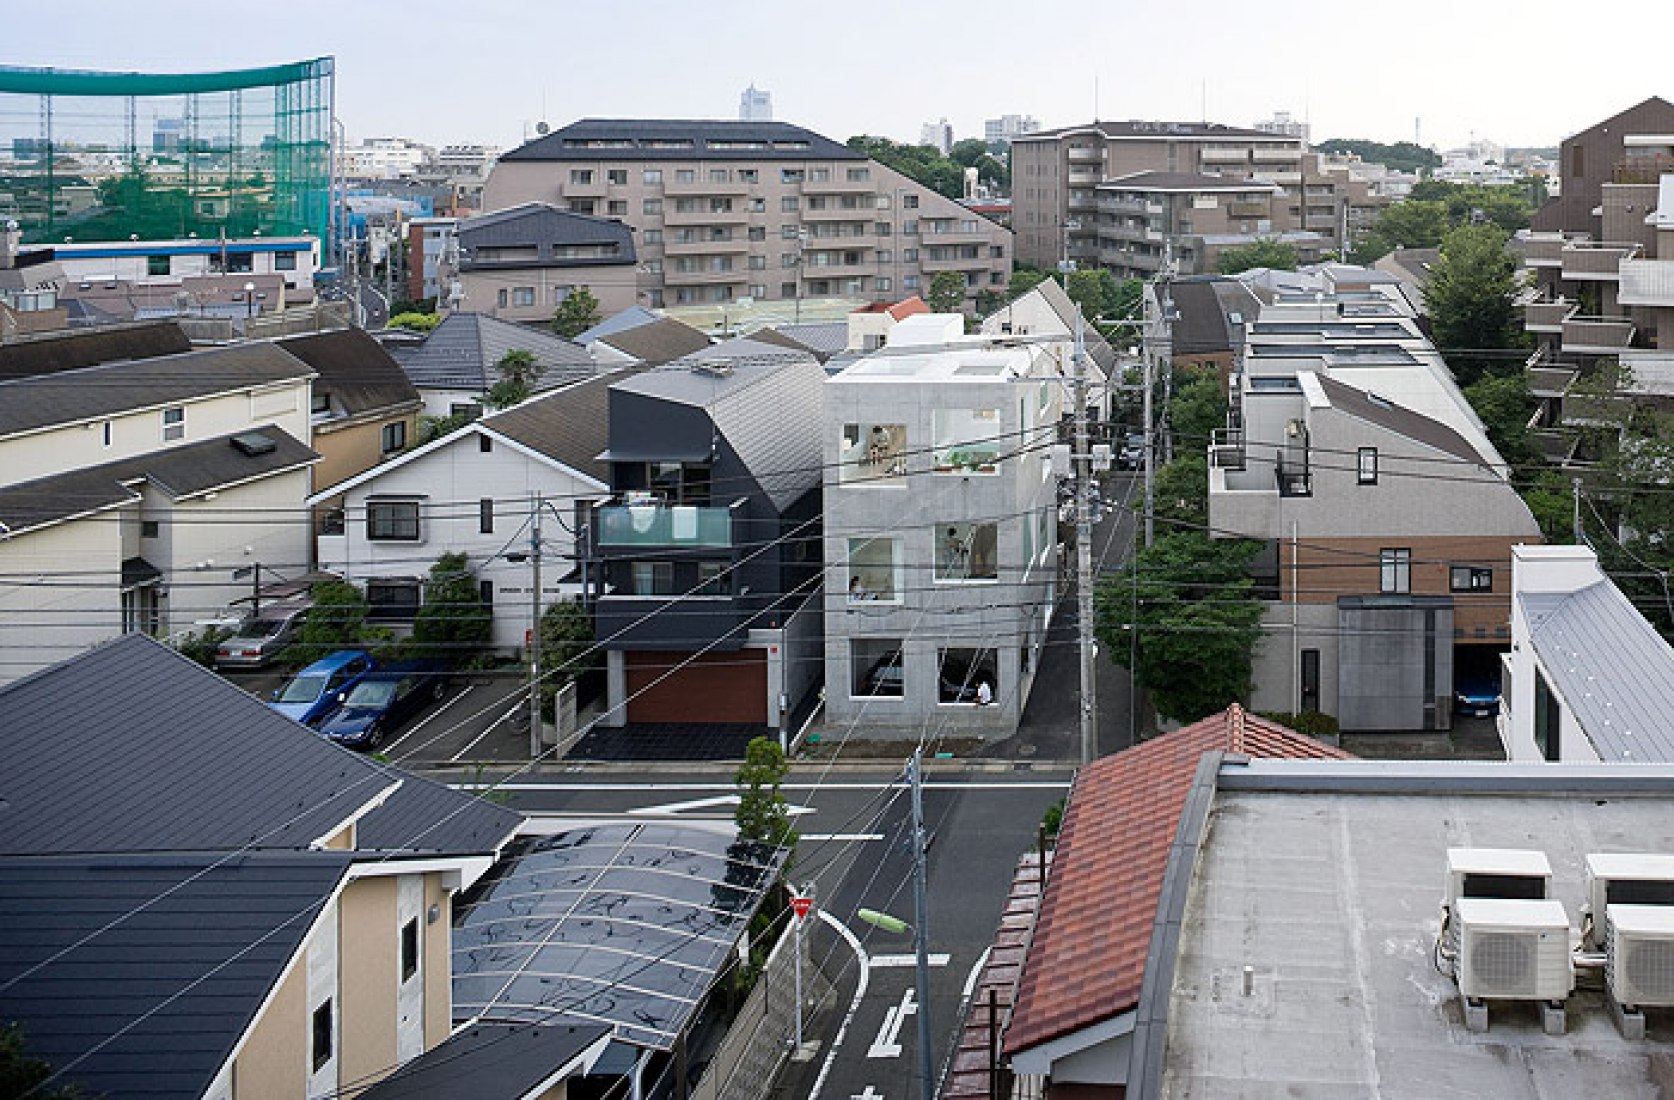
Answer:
[535,121,550,135]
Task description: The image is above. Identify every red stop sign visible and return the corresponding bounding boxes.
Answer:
[791,895,813,920]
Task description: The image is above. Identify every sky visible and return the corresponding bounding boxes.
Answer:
[5,0,1669,156]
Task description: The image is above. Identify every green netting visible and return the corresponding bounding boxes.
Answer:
[0,59,333,247]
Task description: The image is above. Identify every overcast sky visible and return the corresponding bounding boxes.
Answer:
[7,0,1668,156]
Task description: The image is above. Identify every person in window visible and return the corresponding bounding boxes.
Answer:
[849,575,871,601]
[942,527,969,578]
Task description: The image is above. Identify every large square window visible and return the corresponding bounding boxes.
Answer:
[933,408,1002,474]
[1379,548,1411,594]
[630,561,676,596]
[938,648,997,705]
[847,538,900,602]
[934,522,999,581]
[367,580,421,621]
[851,639,904,698]
[839,423,907,484]
[367,500,420,541]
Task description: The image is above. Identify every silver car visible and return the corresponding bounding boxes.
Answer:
[214,601,311,669]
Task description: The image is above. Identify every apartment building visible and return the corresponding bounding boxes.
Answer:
[453,202,639,321]
[483,119,1011,311]
[1522,98,1674,372]
[1013,120,1381,274]
[1208,266,1540,730]
[823,314,1061,738]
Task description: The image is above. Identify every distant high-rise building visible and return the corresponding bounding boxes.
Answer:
[920,117,953,155]
[984,114,1040,148]
[1253,110,1310,144]
[739,84,773,121]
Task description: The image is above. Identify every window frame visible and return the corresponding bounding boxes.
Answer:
[311,1000,333,1072]
[161,405,185,442]
[401,918,420,982]
[380,421,407,453]
[1357,446,1378,485]
[366,499,421,542]
[1450,565,1492,592]
[1379,547,1412,594]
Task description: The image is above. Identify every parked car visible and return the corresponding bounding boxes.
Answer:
[314,662,450,751]
[269,650,376,727]
[213,601,311,669]
[1454,673,1502,718]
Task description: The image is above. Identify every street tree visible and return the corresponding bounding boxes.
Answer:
[410,552,491,665]
[1151,454,1209,532]
[1424,223,1525,387]
[1094,533,1265,723]
[286,579,371,663]
[537,597,594,718]
[928,270,967,314]
[484,348,542,409]
[734,736,797,850]
[551,287,601,339]
[1065,268,1120,321]
[1217,238,1299,275]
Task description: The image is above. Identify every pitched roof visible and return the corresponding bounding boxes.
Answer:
[0,850,352,1100]
[0,425,317,537]
[276,327,422,418]
[477,367,649,484]
[1169,277,1262,356]
[357,1020,610,1100]
[390,312,597,394]
[501,118,862,162]
[1314,373,1489,465]
[1018,119,1290,143]
[1005,706,1349,1056]
[354,766,524,857]
[0,320,192,380]
[574,306,661,345]
[594,316,712,365]
[458,203,636,269]
[0,342,314,438]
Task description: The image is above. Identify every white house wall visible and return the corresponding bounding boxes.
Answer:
[0,518,123,686]
[160,471,313,635]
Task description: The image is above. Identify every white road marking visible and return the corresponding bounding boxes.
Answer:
[802,833,885,843]
[808,912,869,1100]
[851,1089,884,1100]
[869,953,949,968]
[383,685,474,754]
[866,986,917,1058]
[489,780,1072,792]
[626,793,815,817]
[448,699,526,763]
[961,944,992,1002]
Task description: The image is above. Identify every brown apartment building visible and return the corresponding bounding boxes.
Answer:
[1013,120,1387,277]
[483,119,1012,311]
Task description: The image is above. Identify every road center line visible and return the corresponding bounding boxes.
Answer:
[870,953,949,968]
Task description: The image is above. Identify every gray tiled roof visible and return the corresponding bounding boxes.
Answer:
[276,328,422,419]
[595,316,712,365]
[502,118,862,162]
[358,1020,609,1100]
[354,767,523,857]
[1315,374,1488,466]
[0,850,352,1100]
[459,203,636,269]
[0,320,192,380]
[0,426,317,536]
[390,312,597,394]
[0,342,314,438]
[757,321,849,358]
[474,367,648,485]
[1522,581,1674,762]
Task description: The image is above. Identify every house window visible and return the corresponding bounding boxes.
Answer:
[311,392,332,415]
[102,420,113,447]
[512,287,536,307]
[1379,548,1411,594]
[781,282,797,297]
[1534,669,1562,761]
[740,169,759,183]
[479,433,493,452]
[608,169,628,185]
[851,639,904,698]
[643,198,664,215]
[748,225,766,241]
[811,167,831,182]
[401,918,420,982]
[367,579,422,620]
[140,520,159,538]
[479,498,494,534]
[781,169,805,184]
[630,561,677,596]
[643,229,663,245]
[367,500,420,541]
[1357,447,1378,484]
[381,421,407,453]
[903,194,919,209]
[938,648,997,705]
[479,579,494,607]
[847,167,871,182]
[903,248,919,262]
[1450,566,1492,592]
[275,251,298,271]
[782,196,800,213]
[496,288,508,308]
[642,169,662,185]
[847,537,901,602]
[696,561,728,596]
[147,254,170,276]
[675,169,695,183]
[840,422,907,484]
[935,522,999,581]
[570,169,594,185]
[161,406,185,441]
[226,253,253,273]
[311,1001,333,1071]
[933,408,1002,474]
[608,200,628,216]
[710,168,731,183]
[876,277,892,291]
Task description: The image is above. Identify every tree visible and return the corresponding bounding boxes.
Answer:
[1352,200,1451,263]
[1424,223,1526,387]
[1008,266,1050,300]
[928,270,967,314]
[538,597,595,719]
[551,287,601,339]
[1094,533,1265,723]
[1065,268,1120,321]
[1217,238,1299,275]
[484,348,542,409]
[1,1024,87,1100]
[1168,370,1228,449]
[410,552,491,665]
[1463,371,1538,468]
[286,579,371,664]
[1152,454,1209,532]
[388,311,441,332]
[734,736,797,849]
[1315,138,1442,176]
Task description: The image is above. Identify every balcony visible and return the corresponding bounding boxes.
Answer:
[1562,241,1641,281]
[665,177,750,195]
[1068,191,1099,212]
[1097,196,1149,215]
[1252,147,1302,163]
[1067,170,1102,186]
[1561,315,1636,354]
[802,203,875,220]
[1201,147,1250,165]
[920,253,988,273]
[1524,298,1576,333]
[1521,233,1569,268]
[663,267,749,287]
[801,176,878,194]
[1618,258,1674,307]
[1227,201,1270,218]
[663,235,750,253]
[1067,146,1103,163]
[594,500,738,549]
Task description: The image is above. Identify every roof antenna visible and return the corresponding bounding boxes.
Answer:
[1093,74,1099,124]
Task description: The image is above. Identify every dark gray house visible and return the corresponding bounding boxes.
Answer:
[589,338,826,735]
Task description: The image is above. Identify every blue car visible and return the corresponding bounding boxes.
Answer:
[270,650,377,728]
[1455,673,1502,718]
[315,662,448,750]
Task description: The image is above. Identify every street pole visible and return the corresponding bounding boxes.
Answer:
[909,749,934,1100]
[528,494,543,760]
[1142,310,1156,549]
[793,883,809,1052]
[1072,311,1097,766]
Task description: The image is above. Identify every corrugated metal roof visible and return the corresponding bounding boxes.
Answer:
[391,312,597,393]
[0,850,351,1100]
[1522,581,1674,762]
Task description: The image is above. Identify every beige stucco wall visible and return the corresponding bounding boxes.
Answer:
[233,954,308,1099]
[339,877,399,1089]
[314,414,417,496]
[424,877,452,1047]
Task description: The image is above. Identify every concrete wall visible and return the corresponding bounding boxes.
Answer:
[690,912,819,1100]
[1336,601,1453,731]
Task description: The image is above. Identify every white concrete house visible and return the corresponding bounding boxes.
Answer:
[0,337,317,683]
[310,373,626,653]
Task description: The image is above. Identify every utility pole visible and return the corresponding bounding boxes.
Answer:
[908,749,934,1100]
[528,494,543,760]
[1072,310,1098,766]
[1142,307,1156,549]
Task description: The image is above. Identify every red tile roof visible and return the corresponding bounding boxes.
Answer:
[1004,705,1350,1056]
[887,295,930,321]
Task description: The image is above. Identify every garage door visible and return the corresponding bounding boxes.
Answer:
[626,650,767,724]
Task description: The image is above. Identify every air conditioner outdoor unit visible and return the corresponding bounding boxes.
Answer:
[1607,904,1674,1010]
[1455,898,1573,1003]
[1584,853,1674,950]
[1443,849,1552,965]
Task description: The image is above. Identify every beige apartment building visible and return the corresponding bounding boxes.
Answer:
[1013,120,1384,275]
[483,119,1012,310]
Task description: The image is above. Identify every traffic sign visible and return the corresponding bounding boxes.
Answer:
[791,895,813,920]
